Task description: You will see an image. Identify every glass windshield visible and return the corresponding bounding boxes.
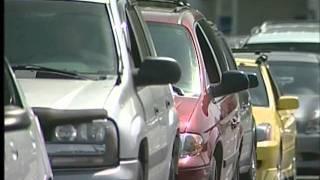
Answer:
[268,62,320,96]
[148,23,201,95]
[238,66,269,106]
[5,0,117,78]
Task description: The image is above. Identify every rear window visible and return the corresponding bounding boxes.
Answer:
[238,65,269,107]
[148,22,201,95]
[5,0,117,77]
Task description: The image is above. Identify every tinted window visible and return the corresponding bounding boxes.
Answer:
[4,64,22,107]
[198,20,229,72]
[195,25,220,83]
[5,0,117,77]
[238,65,269,106]
[148,23,201,94]
[268,62,320,96]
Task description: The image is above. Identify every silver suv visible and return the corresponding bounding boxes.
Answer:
[4,58,53,180]
[4,0,182,180]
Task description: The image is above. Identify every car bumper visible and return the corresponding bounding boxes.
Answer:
[296,134,320,175]
[178,165,211,180]
[53,159,140,180]
[177,153,212,180]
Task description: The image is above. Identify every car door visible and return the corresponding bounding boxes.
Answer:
[266,68,296,170]
[125,6,165,179]
[195,21,240,180]
[4,61,52,180]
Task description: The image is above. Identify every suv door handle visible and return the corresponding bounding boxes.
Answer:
[165,100,171,109]
[9,141,19,160]
[231,118,240,129]
[154,107,159,115]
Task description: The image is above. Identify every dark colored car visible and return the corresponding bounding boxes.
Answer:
[266,52,320,176]
[138,1,258,180]
[242,21,320,53]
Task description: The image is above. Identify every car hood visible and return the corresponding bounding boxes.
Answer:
[294,94,320,133]
[18,79,115,109]
[174,95,199,133]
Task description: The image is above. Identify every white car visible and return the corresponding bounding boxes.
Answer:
[4,58,53,180]
[4,0,182,180]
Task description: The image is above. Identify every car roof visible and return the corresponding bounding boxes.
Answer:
[234,51,320,64]
[247,21,320,44]
[138,1,204,25]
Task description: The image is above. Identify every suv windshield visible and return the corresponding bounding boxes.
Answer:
[238,65,269,107]
[268,62,320,96]
[148,23,201,95]
[5,0,117,79]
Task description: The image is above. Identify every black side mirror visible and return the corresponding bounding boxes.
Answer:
[209,70,249,98]
[134,56,181,86]
[5,105,31,131]
[247,72,259,88]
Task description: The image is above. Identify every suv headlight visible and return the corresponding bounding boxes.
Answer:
[256,123,272,142]
[46,119,118,169]
[179,133,203,158]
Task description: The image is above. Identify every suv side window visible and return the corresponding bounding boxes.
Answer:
[125,6,152,68]
[4,64,22,107]
[198,20,229,72]
[195,24,221,83]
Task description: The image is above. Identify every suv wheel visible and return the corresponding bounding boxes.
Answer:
[137,161,145,180]
[169,136,179,180]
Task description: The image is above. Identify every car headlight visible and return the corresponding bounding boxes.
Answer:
[179,133,203,158]
[256,123,272,142]
[46,119,118,169]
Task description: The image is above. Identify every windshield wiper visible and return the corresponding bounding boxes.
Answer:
[172,85,184,96]
[11,64,94,80]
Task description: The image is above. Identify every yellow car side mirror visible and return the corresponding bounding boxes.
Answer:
[277,96,299,110]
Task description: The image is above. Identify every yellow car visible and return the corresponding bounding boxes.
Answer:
[235,56,299,180]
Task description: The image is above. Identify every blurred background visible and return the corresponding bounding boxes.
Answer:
[187,0,319,35]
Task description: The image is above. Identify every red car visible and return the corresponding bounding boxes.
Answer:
[138,1,256,180]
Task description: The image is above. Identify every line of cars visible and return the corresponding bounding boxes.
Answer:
[4,1,317,180]
[4,0,259,180]
[232,21,320,179]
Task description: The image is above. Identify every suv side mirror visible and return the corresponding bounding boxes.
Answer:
[277,96,299,110]
[135,56,181,86]
[209,70,249,98]
[247,72,259,88]
[5,105,31,131]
